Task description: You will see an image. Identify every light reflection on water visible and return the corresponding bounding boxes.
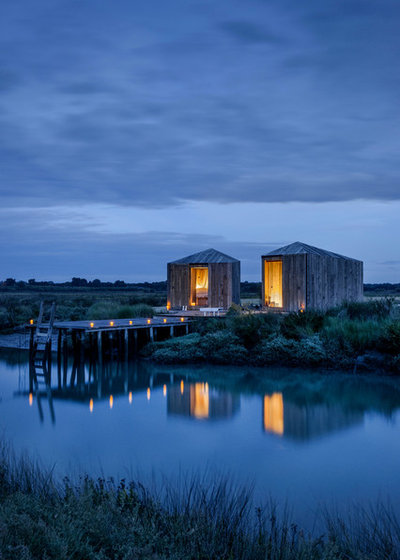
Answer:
[1,347,400,523]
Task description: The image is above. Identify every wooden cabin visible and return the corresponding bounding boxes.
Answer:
[167,248,240,310]
[261,241,363,312]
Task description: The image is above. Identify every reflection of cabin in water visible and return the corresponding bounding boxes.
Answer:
[167,248,240,310]
[168,382,240,420]
[261,241,363,312]
[262,393,363,440]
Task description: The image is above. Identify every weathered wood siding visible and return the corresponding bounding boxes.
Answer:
[262,254,363,312]
[306,255,363,310]
[167,263,190,309]
[209,261,240,308]
[168,261,240,309]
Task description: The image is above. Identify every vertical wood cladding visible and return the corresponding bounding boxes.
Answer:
[168,261,240,309]
[262,253,363,312]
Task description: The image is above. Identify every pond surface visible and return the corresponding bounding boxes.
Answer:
[1,348,400,524]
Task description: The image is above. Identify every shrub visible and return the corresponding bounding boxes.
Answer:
[379,320,400,355]
[321,317,383,355]
[227,313,280,349]
[253,334,326,367]
[343,299,394,320]
[280,310,325,340]
[149,332,248,365]
[86,302,154,320]
[116,304,154,319]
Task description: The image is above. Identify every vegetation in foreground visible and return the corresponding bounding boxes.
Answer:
[144,300,400,373]
[0,445,399,560]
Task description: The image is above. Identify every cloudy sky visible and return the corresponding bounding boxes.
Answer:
[1,0,399,282]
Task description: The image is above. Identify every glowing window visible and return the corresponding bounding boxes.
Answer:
[264,261,283,308]
[190,267,209,306]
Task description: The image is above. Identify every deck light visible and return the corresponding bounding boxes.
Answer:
[180,317,185,322]
[129,320,133,325]
[147,387,151,400]
[163,318,167,323]
[109,395,114,409]
[90,322,94,328]
[163,384,167,396]
[147,319,151,324]
[110,321,114,326]
[29,393,33,406]
[29,319,34,325]
[89,398,93,413]
[129,391,132,404]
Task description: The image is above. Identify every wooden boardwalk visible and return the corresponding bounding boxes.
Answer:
[27,316,192,364]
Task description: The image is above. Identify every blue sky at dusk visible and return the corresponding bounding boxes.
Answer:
[1,0,399,281]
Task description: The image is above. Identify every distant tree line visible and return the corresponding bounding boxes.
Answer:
[1,278,399,295]
[364,283,400,294]
[0,278,168,292]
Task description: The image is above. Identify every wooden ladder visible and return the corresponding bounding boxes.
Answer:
[30,301,56,423]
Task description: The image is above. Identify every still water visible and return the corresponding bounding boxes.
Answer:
[1,348,400,522]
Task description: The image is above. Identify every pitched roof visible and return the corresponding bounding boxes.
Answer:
[264,241,360,262]
[170,248,239,264]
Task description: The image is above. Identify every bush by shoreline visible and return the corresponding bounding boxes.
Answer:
[143,300,400,374]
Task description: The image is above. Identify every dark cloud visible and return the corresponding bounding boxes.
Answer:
[0,210,270,281]
[219,21,283,44]
[1,0,400,208]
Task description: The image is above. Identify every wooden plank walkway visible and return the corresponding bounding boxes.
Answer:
[31,316,190,333]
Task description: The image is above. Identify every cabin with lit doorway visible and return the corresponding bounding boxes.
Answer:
[261,241,363,312]
[167,248,240,310]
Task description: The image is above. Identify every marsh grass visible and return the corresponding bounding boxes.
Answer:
[1,443,399,559]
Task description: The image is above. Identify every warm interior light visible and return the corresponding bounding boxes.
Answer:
[147,387,151,400]
[110,321,114,326]
[180,380,184,394]
[263,393,284,435]
[129,391,132,404]
[163,384,167,396]
[89,398,93,413]
[265,261,283,308]
[191,267,209,306]
[166,302,171,310]
[109,395,114,409]
[29,393,33,406]
[90,322,94,328]
[29,319,34,325]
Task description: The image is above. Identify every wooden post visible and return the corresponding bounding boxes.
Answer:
[63,333,68,387]
[170,326,174,338]
[133,330,138,353]
[57,330,62,389]
[149,327,154,342]
[124,329,128,362]
[97,331,103,368]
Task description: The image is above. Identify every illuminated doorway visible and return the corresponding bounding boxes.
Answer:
[190,267,209,306]
[264,261,282,308]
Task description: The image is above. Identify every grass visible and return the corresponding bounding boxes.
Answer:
[1,442,400,559]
